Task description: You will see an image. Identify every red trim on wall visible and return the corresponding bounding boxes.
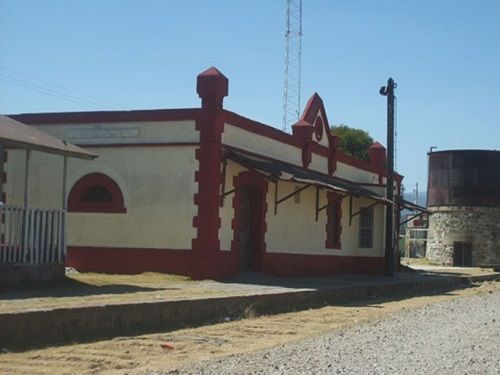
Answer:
[222,110,400,178]
[222,110,303,149]
[230,171,269,272]
[9,108,203,125]
[67,246,238,279]
[314,117,324,142]
[10,107,402,179]
[191,109,229,277]
[262,253,385,277]
[68,173,127,213]
[325,192,343,249]
[67,246,383,278]
[75,142,199,148]
[302,142,312,168]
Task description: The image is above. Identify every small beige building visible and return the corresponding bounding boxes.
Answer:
[0,114,95,287]
[6,68,401,279]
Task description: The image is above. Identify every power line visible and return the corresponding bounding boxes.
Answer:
[0,65,128,110]
[0,74,106,110]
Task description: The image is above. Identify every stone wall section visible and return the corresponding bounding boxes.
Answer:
[427,206,500,266]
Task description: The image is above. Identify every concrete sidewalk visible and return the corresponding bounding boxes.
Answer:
[1,267,499,351]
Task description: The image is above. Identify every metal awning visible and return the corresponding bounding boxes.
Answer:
[224,147,389,204]
[398,198,431,227]
[398,198,431,214]
[1,115,96,159]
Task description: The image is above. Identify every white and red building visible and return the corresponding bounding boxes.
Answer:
[6,67,402,279]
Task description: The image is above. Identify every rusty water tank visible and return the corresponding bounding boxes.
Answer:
[427,150,500,207]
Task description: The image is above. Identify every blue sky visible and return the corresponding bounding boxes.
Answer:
[1,0,499,192]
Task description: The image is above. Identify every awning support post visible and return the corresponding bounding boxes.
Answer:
[62,156,68,210]
[277,184,310,205]
[274,180,278,215]
[274,183,311,215]
[316,192,347,222]
[22,149,31,258]
[223,188,236,197]
[61,156,68,258]
[315,186,320,221]
[399,212,423,227]
[349,194,353,226]
[220,156,228,207]
[23,149,31,208]
[350,201,380,221]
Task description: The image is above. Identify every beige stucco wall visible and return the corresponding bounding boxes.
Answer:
[218,160,385,258]
[220,123,386,257]
[265,184,384,257]
[34,120,198,146]
[6,118,385,258]
[335,162,380,185]
[265,181,328,254]
[6,145,198,250]
[309,153,329,174]
[222,124,302,166]
[223,123,383,188]
[219,162,246,251]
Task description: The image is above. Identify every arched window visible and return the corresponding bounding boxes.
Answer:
[68,173,126,213]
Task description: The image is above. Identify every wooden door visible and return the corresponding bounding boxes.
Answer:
[236,185,264,272]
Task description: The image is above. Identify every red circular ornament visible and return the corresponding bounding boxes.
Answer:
[314,117,324,141]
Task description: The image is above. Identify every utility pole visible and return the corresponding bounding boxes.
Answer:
[380,78,397,276]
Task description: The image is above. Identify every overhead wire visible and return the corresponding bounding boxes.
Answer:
[0,74,105,109]
[0,65,129,110]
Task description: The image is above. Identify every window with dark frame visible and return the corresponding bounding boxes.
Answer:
[68,173,126,213]
[79,185,114,203]
[359,206,374,248]
[326,192,342,249]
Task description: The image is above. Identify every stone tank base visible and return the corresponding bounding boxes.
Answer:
[427,206,500,267]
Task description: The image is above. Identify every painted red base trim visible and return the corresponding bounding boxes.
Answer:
[67,246,239,279]
[262,253,385,278]
[68,246,384,279]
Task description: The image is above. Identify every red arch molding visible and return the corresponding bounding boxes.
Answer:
[68,172,127,213]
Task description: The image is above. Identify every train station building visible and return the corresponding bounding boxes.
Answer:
[6,67,402,279]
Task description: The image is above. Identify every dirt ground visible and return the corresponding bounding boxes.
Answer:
[0,272,240,314]
[1,267,496,314]
[1,280,499,375]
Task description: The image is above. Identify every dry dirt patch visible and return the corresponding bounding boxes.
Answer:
[0,272,237,314]
[1,280,499,374]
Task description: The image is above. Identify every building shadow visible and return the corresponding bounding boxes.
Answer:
[0,276,172,300]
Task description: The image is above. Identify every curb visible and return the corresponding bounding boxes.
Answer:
[1,273,498,351]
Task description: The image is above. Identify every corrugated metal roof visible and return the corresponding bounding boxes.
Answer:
[224,147,389,204]
[0,115,96,159]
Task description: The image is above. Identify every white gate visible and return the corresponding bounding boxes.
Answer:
[0,205,66,265]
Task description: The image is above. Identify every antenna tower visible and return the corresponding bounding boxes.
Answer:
[282,0,302,132]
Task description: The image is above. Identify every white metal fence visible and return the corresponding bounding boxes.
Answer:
[0,205,66,265]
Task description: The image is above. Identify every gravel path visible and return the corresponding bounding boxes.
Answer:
[165,290,500,375]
